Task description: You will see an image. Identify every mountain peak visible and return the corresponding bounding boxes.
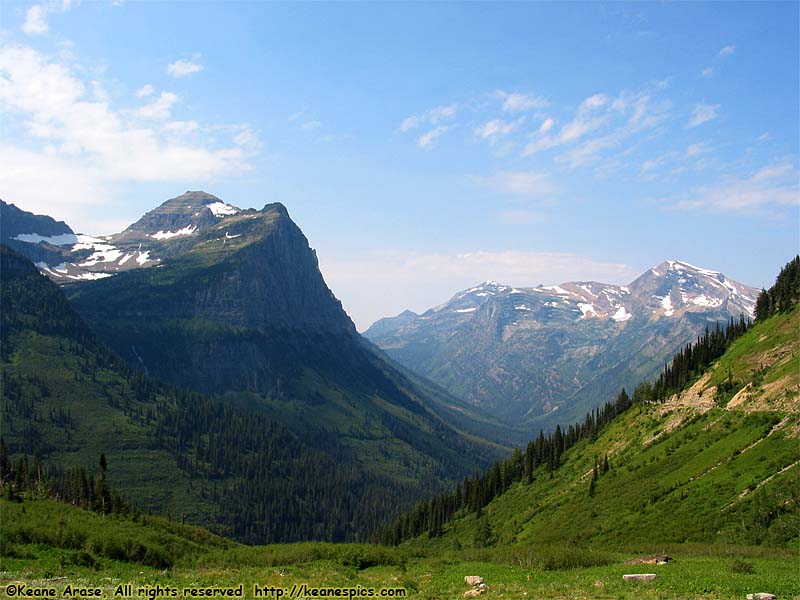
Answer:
[118,191,241,240]
[651,259,721,278]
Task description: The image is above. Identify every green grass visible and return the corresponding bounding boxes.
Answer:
[2,499,798,600]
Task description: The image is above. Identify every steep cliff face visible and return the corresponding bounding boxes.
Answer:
[64,197,502,479]
[66,202,356,393]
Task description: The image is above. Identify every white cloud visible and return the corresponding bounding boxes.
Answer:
[473,117,525,142]
[718,45,736,57]
[22,5,48,34]
[0,43,253,219]
[320,250,637,331]
[667,162,799,215]
[21,1,73,35]
[495,90,549,112]
[417,126,448,149]
[701,67,713,78]
[400,103,457,132]
[136,84,154,98]
[137,91,179,120]
[687,103,720,128]
[538,117,554,133]
[471,170,556,197]
[757,132,771,143]
[166,59,204,78]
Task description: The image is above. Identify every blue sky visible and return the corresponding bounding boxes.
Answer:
[1,2,798,329]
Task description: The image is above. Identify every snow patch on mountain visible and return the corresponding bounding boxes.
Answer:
[612,306,632,322]
[660,295,674,316]
[207,202,239,217]
[73,235,124,267]
[151,225,197,240]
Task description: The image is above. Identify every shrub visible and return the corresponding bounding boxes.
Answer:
[729,559,755,574]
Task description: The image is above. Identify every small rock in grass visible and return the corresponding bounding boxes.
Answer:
[623,574,657,582]
[746,594,777,600]
[464,576,484,586]
[463,589,485,598]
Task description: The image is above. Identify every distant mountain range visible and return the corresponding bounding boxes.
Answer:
[365,262,758,427]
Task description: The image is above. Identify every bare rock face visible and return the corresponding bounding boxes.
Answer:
[623,574,657,582]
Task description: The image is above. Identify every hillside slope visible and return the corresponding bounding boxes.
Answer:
[0,246,496,543]
[395,307,799,551]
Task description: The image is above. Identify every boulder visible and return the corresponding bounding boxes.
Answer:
[746,594,777,600]
[464,576,484,586]
[463,589,485,598]
[623,574,657,582]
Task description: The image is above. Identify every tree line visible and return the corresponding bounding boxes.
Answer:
[755,255,800,321]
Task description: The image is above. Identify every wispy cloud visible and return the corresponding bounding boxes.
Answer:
[167,58,204,78]
[473,117,525,143]
[21,0,72,35]
[666,161,799,215]
[535,89,670,167]
[400,103,457,132]
[701,67,713,78]
[718,45,736,57]
[471,170,556,197]
[687,103,720,128]
[417,125,449,149]
[494,90,549,113]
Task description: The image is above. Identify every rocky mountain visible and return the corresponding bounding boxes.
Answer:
[5,193,510,487]
[364,261,759,427]
[0,200,78,267]
[1,192,253,281]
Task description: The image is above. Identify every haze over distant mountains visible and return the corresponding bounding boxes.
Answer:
[365,262,758,427]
